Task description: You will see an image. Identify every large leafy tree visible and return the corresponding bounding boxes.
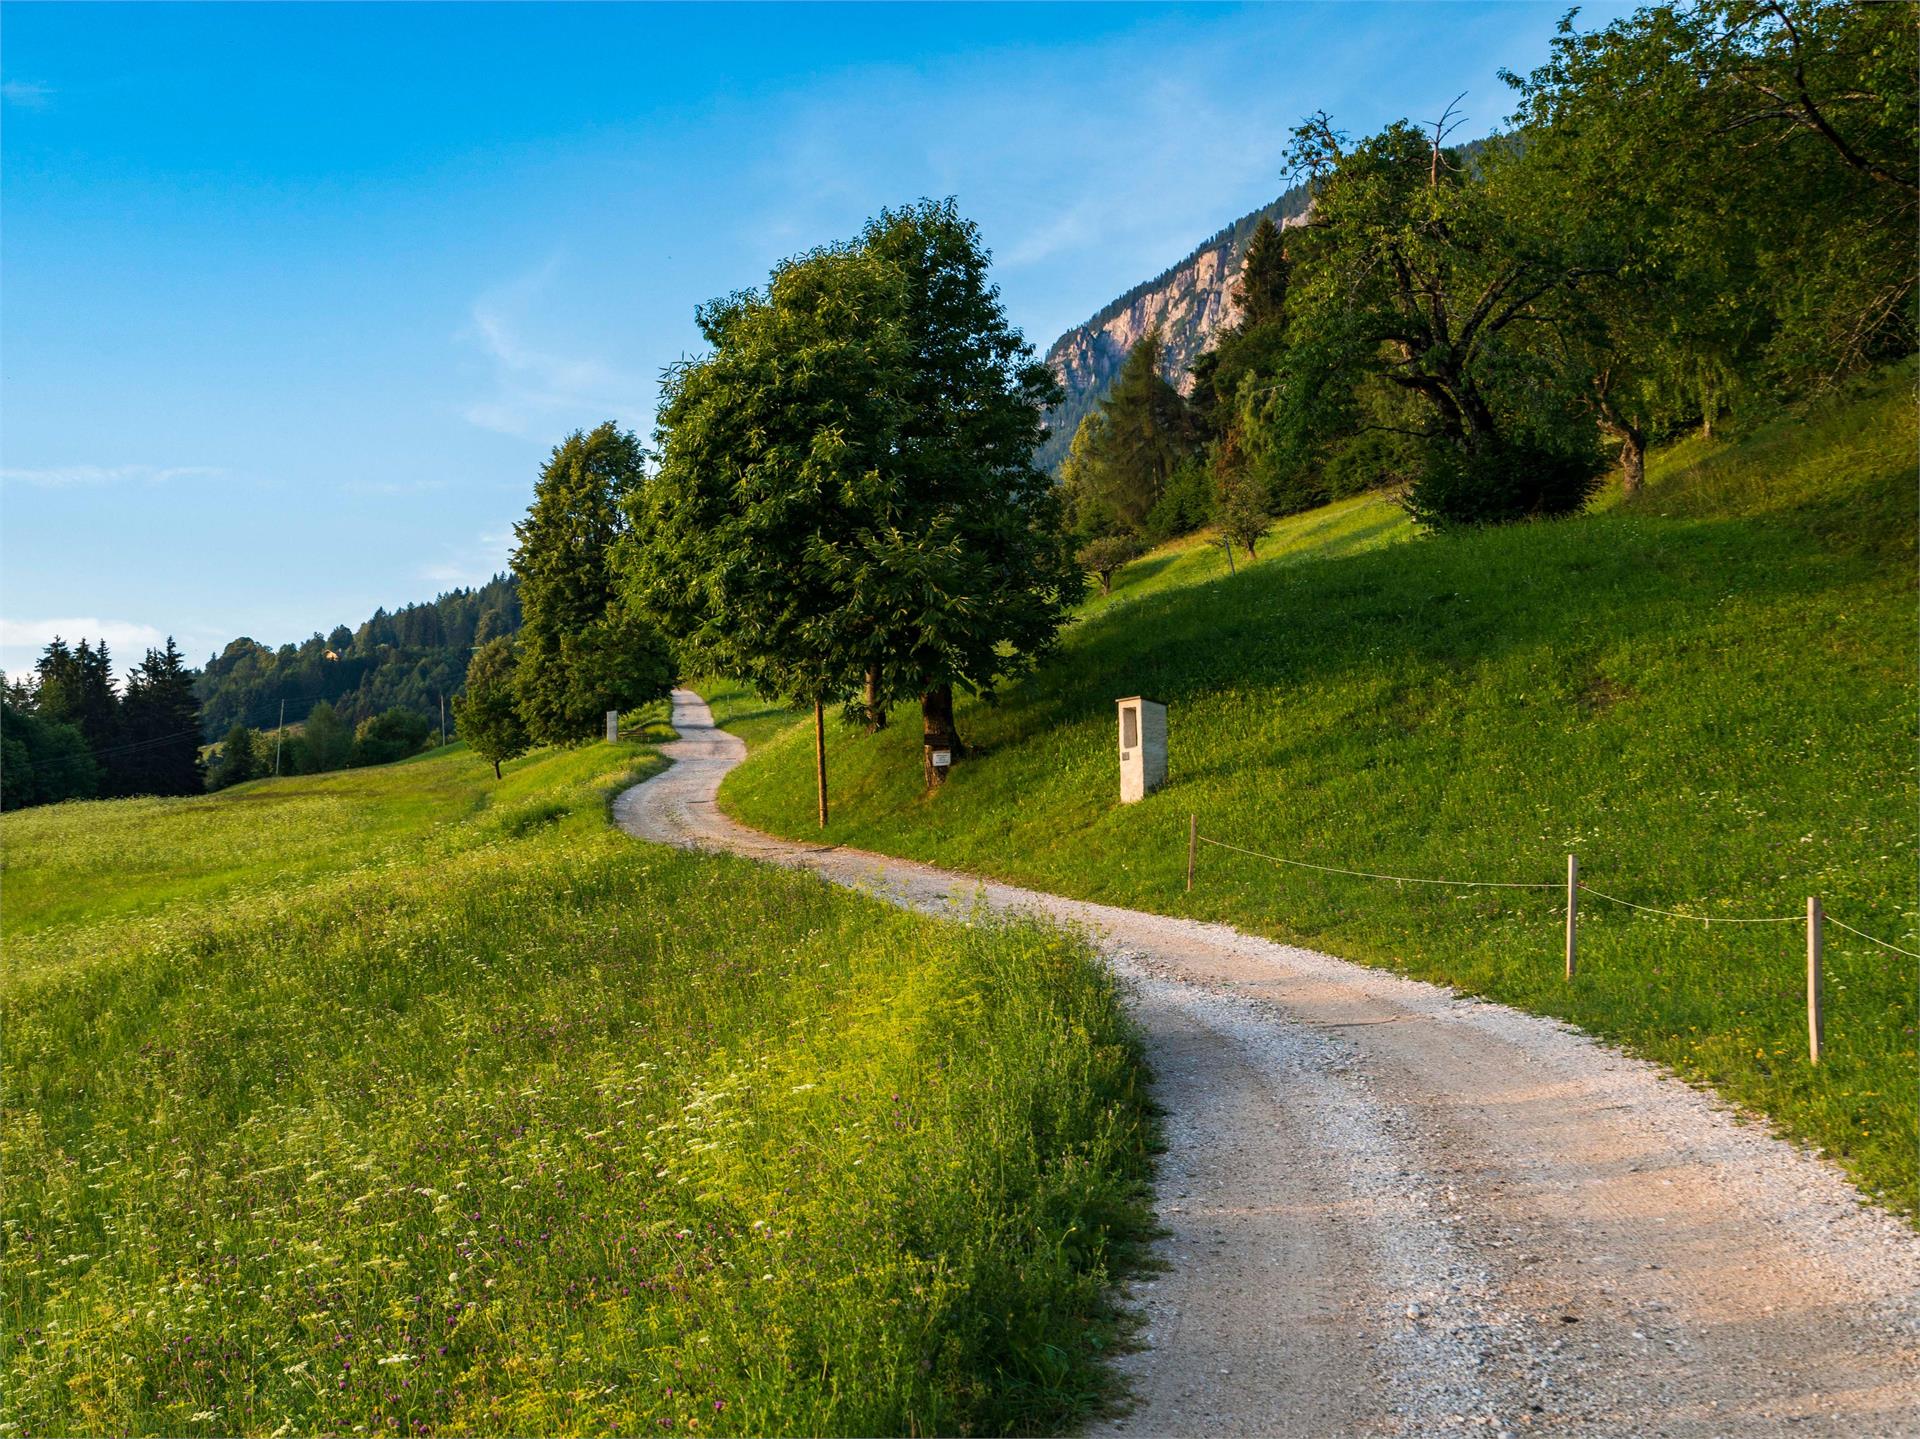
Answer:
[633,200,1079,793]
[512,423,675,745]
[626,244,910,821]
[452,638,530,779]
[1503,0,1915,426]
[852,199,1083,785]
[1272,113,1609,527]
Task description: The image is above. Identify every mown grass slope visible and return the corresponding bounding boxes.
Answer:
[3,736,1152,1435]
[713,364,1918,1217]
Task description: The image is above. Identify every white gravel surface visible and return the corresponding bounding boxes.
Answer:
[615,690,1920,1436]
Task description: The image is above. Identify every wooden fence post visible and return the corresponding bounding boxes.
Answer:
[1187,815,1197,893]
[1565,854,1579,981]
[1807,895,1824,1064]
[814,700,828,830]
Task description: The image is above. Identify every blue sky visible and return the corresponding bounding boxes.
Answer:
[0,1,1629,676]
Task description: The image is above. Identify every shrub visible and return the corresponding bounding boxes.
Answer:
[349,707,433,767]
[1403,436,1605,530]
[1077,534,1148,596]
[1142,456,1214,542]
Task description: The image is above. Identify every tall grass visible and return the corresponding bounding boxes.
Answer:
[710,365,1919,1218]
[3,736,1153,1435]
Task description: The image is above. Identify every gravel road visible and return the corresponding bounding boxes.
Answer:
[614,690,1920,1437]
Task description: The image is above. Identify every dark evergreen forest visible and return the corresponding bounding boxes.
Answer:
[193,573,522,738]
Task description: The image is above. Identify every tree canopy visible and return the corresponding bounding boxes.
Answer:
[512,423,676,745]
[629,199,1079,788]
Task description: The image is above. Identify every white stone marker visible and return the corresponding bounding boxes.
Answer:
[605,710,620,743]
[1117,696,1167,803]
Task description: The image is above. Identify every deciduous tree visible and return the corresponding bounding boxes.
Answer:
[452,638,530,779]
[512,423,675,744]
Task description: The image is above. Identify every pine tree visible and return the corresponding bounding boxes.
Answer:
[1076,331,1197,533]
[1233,215,1290,332]
[118,639,205,796]
[212,724,260,789]
[512,423,675,745]
[302,701,352,773]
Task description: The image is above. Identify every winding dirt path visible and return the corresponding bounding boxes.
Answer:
[615,690,1920,1437]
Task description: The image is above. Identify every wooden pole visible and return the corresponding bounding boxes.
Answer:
[814,699,828,830]
[1187,814,1197,893]
[1565,854,1579,981]
[1807,895,1824,1064]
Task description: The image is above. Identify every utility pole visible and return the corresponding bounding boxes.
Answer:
[274,699,286,776]
[439,691,446,747]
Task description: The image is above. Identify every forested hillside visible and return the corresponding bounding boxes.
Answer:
[194,572,521,737]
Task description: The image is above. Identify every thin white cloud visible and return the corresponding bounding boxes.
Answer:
[1,80,52,110]
[0,617,167,665]
[1,464,225,488]
[457,262,649,439]
[418,528,516,590]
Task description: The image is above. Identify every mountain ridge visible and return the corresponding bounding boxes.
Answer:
[1035,177,1313,472]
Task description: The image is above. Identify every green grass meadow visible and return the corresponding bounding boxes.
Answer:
[713,365,1920,1218]
[3,734,1153,1435]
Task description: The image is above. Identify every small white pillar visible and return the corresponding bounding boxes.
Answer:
[1117,696,1167,803]
[605,710,620,743]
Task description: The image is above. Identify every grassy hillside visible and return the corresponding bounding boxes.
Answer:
[3,737,1152,1434]
[711,364,1919,1217]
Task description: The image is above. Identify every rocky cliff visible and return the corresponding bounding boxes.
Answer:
[1036,178,1312,473]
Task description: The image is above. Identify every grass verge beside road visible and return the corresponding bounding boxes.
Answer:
[710,365,1919,1219]
[3,729,1153,1435]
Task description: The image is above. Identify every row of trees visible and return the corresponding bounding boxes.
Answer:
[452,425,677,779]
[206,704,437,789]
[453,201,1077,816]
[2,631,451,808]
[2,638,204,809]
[1069,0,1912,558]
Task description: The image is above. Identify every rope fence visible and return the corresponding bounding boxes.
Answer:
[1183,816,1916,1066]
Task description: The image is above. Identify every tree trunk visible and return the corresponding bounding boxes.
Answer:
[493,758,502,780]
[863,667,886,733]
[1595,391,1647,498]
[1618,430,1646,496]
[921,685,961,790]
[814,699,828,829]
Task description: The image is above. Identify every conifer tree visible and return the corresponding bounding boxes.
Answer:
[1073,331,1197,534]
[301,701,352,773]
[512,423,675,745]
[118,639,205,796]
[212,724,260,789]
[1232,215,1290,331]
